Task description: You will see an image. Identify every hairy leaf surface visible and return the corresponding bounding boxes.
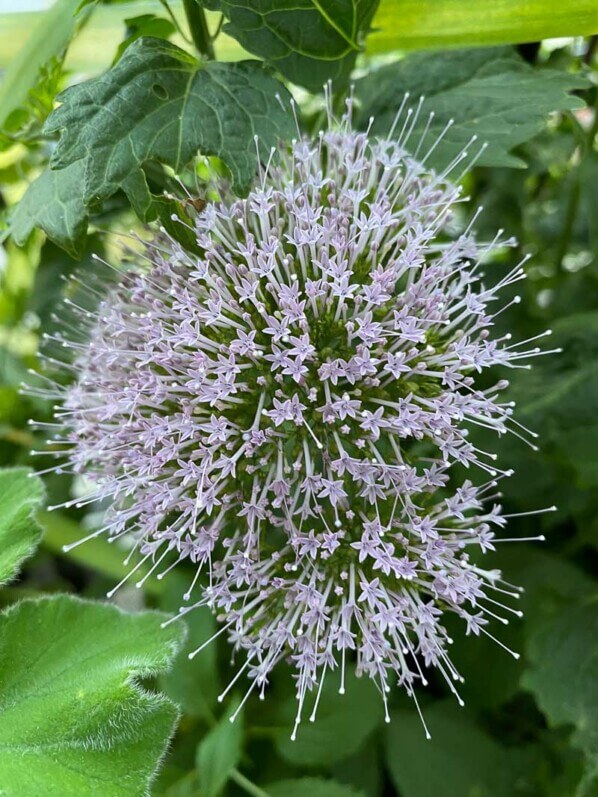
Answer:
[0,596,185,796]
[0,467,44,586]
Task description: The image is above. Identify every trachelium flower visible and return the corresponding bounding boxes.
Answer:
[34,97,556,737]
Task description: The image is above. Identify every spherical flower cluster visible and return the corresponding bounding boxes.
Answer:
[40,101,552,736]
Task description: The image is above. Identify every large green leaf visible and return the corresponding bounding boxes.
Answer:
[275,670,383,766]
[46,36,293,196]
[385,701,533,797]
[200,0,379,91]
[524,601,598,790]
[356,48,588,169]
[14,37,293,255]
[0,468,45,586]
[195,699,243,797]
[0,595,185,796]
[11,161,88,258]
[266,779,365,797]
[368,0,598,53]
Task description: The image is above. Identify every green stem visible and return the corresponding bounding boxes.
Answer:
[230,770,270,797]
[554,178,580,274]
[555,86,597,272]
[158,0,192,44]
[183,0,215,60]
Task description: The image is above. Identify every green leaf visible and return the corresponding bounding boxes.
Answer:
[46,37,293,196]
[0,0,82,130]
[0,468,45,586]
[508,311,598,487]
[2,55,66,142]
[11,161,89,258]
[0,595,185,797]
[330,739,382,796]
[441,611,523,709]
[115,15,177,62]
[524,601,598,787]
[356,48,588,169]
[159,575,220,719]
[18,37,293,253]
[195,699,243,797]
[385,701,533,797]
[275,670,383,766]
[266,778,365,797]
[200,0,379,92]
[368,0,598,52]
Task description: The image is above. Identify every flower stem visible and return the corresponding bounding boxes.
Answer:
[183,0,215,60]
[230,770,270,797]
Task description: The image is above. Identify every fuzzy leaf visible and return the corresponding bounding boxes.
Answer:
[524,601,598,786]
[11,161,89,257]
[267,778,365,797]
[385,701,533,797]
[195,700,243,797]
[275,670,383,766]
[200,0,379,91]
[356,48,588,169]
[0,468,45,586]
[46,37,293,197]
[0,595,185,797]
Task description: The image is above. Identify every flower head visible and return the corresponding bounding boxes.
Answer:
[42,99,553,735]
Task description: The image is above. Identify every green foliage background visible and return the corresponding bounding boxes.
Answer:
[0,2,597,795]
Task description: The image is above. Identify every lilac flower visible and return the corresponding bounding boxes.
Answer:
[38,96,557,738]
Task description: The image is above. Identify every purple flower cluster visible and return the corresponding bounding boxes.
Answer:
[41,102,553,735]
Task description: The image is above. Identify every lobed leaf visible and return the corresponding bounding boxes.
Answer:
[0,595,185,796]
[0,467,45,586]
[200,0,379,91]
[14,37,293,255]
[46,37,294,195]
[355,48,588,169]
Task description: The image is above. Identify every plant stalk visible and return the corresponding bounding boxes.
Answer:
[230,770,270,797]
[182,0,215,60]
